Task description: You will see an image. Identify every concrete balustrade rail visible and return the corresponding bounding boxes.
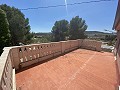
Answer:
[0,48,15,90]
[81,39,102,51]
[0,39,102,90]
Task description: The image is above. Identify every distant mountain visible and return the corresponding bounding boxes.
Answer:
[34,31,114,38]
[85,31,113,35]
[35,32,51,36]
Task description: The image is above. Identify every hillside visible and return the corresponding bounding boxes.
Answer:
[35,31,113,36]
[85,31,113,35]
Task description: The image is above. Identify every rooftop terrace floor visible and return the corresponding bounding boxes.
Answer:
[16,49,119,90]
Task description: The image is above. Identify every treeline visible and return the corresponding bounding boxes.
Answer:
[105,34,116,46]
[0,4,33,55]
[0,4,88,55]
[33,16,88,43]
[0,8,10,54]
[51,16,88,42]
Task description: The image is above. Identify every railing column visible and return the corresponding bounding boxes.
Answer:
[60,41,66,54]
[77,39,83,48]
[11,48,20,70]
[96,41,102,51]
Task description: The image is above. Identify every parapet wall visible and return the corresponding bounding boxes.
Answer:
[0,48,15,90]
[0,39,102,90]
[114,31,120,85]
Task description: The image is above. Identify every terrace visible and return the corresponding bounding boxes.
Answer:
[0,39,119,90]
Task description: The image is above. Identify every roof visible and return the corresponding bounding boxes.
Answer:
[113,0,120,30]
[16,49,119,90]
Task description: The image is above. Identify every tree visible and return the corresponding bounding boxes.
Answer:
[105,34,116,45]
[52,20,69,41]
[105,35,116,41]
[69,16,88,40]
[0,4,33,45]
[0,8,11,55]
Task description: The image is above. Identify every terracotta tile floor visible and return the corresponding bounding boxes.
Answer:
[16,49,119,90]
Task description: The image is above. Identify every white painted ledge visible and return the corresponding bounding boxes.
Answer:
[13,69,16,90]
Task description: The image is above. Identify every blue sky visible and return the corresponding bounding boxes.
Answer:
[0,0,118,33]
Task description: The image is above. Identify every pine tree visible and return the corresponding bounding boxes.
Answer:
[0,8,11,55]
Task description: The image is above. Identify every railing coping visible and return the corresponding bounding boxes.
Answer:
[2,39,102,50]
[0,47,11,83]
[83,39,102,42]
[8,42,64,49]
[6,40,81,49]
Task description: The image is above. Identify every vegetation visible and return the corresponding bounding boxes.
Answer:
[69,16,88,40]
[51,16,88,41]
[105,35,116,41]
[85,31,116,46]
[52,20,69,41]
[0,4,88,53]
[32,33,52,43]
[105,35,116,46]
[0,4,33,45]
[0,8,11,55]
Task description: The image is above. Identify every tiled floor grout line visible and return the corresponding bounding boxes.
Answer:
[58,52,96,89]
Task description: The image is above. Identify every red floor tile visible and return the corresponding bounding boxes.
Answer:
[16,49,119,90]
